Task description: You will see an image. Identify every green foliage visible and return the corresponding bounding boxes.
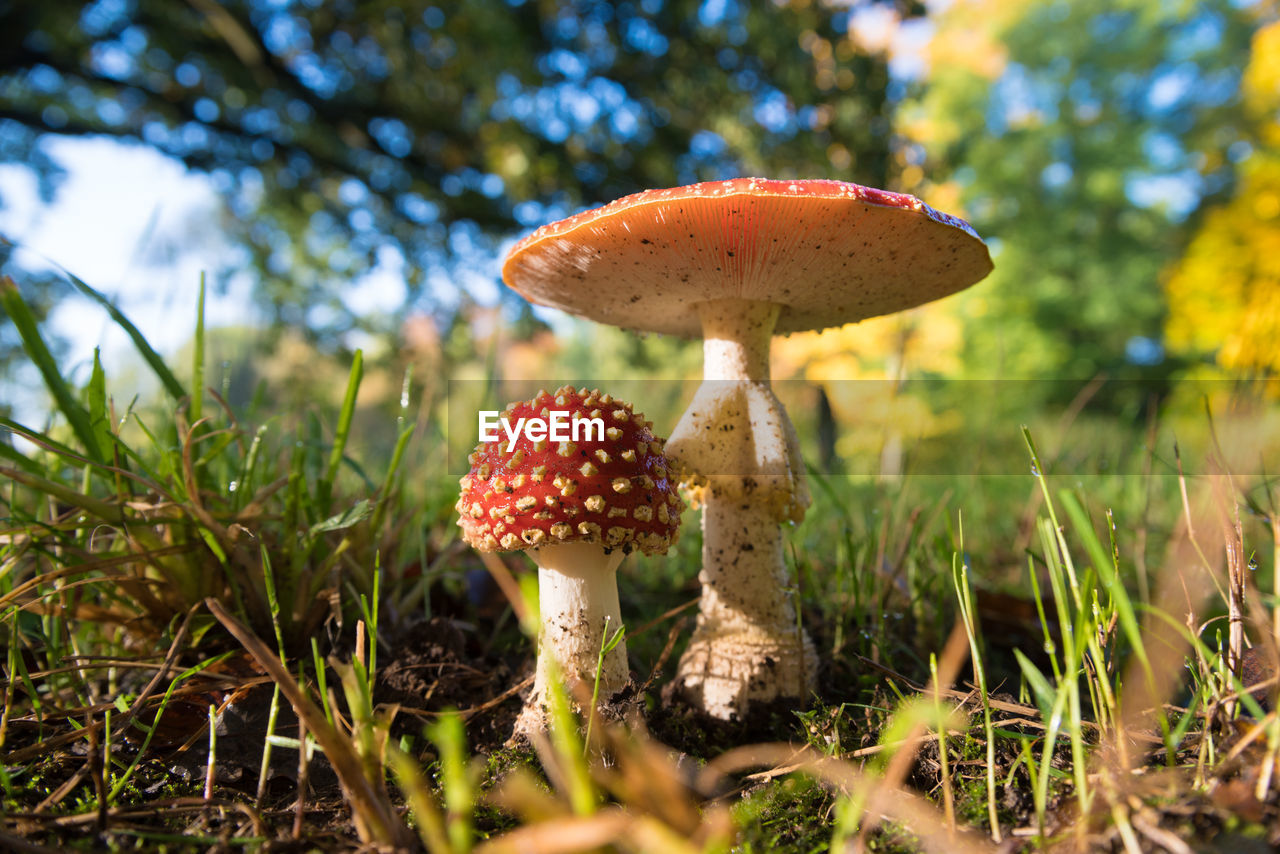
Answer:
[908,0,1259,385]
[0,0,908,343]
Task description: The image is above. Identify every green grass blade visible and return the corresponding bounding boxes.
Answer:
[1,417,86,464]
[369,423,415,539]
[260,543,287,658]
[0,277,104,462]
[108,655,228,802]
[318,349,363,512]
[1059,491,1151,677]
[233,422,270,514]
[0,428,44,475]
[427,711,474,854]
[0,465,124,523]
[585,619,626,752]
[310,638,336,728]
[87,348,114,463]
[546,665,597,817]
[1014,648,1056,724]
[309,499,373,538]
[388,746,454,854]
[60,271,187,403]
[191,274,206,423]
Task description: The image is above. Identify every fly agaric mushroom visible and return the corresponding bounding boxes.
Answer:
[502,178,992,719]
[456,386,682,733]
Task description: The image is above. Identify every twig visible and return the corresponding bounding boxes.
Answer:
[397,675,535,723]
[293,715,309,840]
[1131,814,1194,854]
[629,596,699,642]
[641,616,689,694]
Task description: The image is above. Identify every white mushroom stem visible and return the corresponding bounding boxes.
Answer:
[667,299,817,720]
[702,299,776,381]
[517,542,628,734]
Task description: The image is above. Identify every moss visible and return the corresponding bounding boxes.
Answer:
[733,776,835,853]
[481,742,539,790]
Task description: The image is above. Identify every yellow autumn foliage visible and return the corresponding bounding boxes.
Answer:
[774,302,963,381]
[922,0,1024,83]
[1165,18,1280,378]
[1245,20,1280,148]
[775,303,965,439]
[1245,21,1280,113]
[1166,158,1280,374]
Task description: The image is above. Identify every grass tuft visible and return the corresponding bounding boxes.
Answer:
[2,270,1279,850]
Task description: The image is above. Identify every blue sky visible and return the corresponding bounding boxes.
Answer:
[0,137,434,394]
[1,137,241,364]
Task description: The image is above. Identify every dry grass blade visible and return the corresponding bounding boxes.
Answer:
[855,653,1125,730]
[108,604,199,729]
[475,807,631,854]
[205,598,413,848]
[234,475,290,522]
[878,622,969,789]
[17,796,265,835]
[2,720,111,765]
[487,765,567,824]
[640,614,692,694]
[627,813,724,854]
[1212,473,1248,719]
[1105,482,1224,781]
[590,728,702,835]
[477,551,530,627]
[0,546,190,611]
[1,603,203,764]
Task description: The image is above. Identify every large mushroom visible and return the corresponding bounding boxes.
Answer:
[456,386,683,733]
[502,178,992,719]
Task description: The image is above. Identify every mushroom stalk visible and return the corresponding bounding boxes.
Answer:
[702,299,776,381]
[679,488,817,718]
[668,299,817,719]
[522,542,628,729]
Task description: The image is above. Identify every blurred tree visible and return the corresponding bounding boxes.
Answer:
[1165,19,1280,379]
[0,0,915,350]
[901,0,1262,388]
[773,304,964,473]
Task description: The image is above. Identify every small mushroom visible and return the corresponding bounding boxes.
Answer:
[503,179,992,719]
[456,386,683,734]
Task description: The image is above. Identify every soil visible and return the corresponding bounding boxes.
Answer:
[5,585,1280,852]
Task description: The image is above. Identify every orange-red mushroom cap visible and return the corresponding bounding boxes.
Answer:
[502,178,993,337]
[456,387,683,556]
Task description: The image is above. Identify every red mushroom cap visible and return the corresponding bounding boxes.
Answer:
[456,386,683,556]
[502,177,993,338]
